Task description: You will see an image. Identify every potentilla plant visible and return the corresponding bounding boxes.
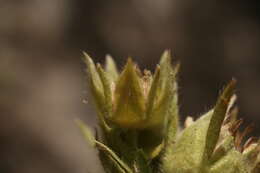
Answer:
[77,51,260,173]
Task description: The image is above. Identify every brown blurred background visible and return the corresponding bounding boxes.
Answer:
[1,0,260,173]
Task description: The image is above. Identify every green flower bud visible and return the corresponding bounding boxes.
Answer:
[79,51,259,173]
[84,51,178,131]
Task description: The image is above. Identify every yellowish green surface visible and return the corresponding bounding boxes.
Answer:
[79,51,260,173]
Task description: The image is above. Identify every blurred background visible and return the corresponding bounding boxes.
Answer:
[1,0,260,173]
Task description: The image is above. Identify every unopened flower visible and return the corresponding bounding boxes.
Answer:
[84,51,178,130]
[78,51,260,173]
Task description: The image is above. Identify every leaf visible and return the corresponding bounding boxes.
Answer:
[203,79,236,161]
[209,149,249,173]
[146,65,160,119]
[146,51,179,128]
[158,50,172,94]
[76,119,95,147]
[143,51,179,162]
[95,141,133,173]
[97,63,113,118]
[105,54,119,82]
[112,58,146,128]
[83,53,111,132]
[139,64,177,158]
[162,110,213,173]
[83,52,104,103]
[145,68,173,128]
[165,64,180,145]
[210,135,235,164]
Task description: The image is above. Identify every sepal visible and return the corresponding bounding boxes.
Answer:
[112,58,146,128]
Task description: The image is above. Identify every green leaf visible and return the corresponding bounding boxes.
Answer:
[83,53,111,132]
[159,50,171,69]
[139,65,177,158]
[203,79,236,162]
[209,149,249,173]
[165,64,180,145]
[158,50,171,94]
[105,54,119,82]
[210,135,235,164]
[83,52,104,103]
[146,74,173,128]
[97,63,113,118]
[112,58,146,128]
[95,141,133,173]
[146,65,160,119]
[142,51,179,160]
[76,119,95,147]
[162,110,213,173]
[146,51,178,128]
[145,71,173,127]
